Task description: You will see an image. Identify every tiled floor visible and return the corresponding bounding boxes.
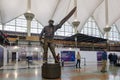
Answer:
[0,61,120,80]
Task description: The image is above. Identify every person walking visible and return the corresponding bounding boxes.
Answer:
[108,53,113,65]
[101,48,107,72]
[56,53,60,62]
[76,52,81,68]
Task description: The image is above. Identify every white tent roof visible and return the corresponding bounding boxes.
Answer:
[0,0,27,24]
[93,0,120,34]
[0,0,120,33]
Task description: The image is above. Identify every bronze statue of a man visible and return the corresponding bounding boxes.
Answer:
[39,7,76,63]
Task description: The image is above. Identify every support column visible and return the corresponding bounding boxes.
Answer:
[72,21,80,47]
[26,41,32,56]
[2,24,4,31]
[24,13,34,36]
[104,0,111,50]
[104,0,110,40]
[72,0,80,48]
[104,27,111,50]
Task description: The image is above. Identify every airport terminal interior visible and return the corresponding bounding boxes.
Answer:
[0,0,120,80]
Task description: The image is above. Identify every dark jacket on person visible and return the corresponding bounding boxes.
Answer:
[102,51,107,60]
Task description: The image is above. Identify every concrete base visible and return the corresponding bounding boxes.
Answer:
[42,63,61,79]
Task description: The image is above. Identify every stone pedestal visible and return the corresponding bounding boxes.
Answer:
[42,63,61,79]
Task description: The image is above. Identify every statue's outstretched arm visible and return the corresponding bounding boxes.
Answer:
[58,7,76,28]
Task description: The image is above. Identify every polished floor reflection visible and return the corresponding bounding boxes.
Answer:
[0,62,120,80]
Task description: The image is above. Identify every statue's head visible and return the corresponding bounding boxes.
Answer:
[48,20,54,25]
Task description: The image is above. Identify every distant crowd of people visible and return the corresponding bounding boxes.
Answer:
[108,53,120,66]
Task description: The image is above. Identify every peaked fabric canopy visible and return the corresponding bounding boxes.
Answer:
[93,0,120,34]
[0,0,120,34]
[0,0,27,24]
